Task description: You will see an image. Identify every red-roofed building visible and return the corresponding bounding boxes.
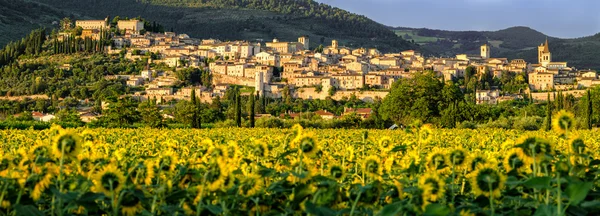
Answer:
[314,110,336,120]
[343,107,373,119]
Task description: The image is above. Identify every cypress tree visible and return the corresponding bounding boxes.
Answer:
[195,95,202,129]
[190,88,198,128]
[235,91,242,127]
[587,90,593,129]
[250,91,255,128]
[545,93,552,131]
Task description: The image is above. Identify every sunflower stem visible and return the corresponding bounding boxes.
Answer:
[56,141,66,216]
[489,181,495,216]
[557,171,562,215]
[350,191,362,216]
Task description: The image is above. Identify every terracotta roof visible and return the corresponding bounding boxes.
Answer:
[314,110,335,116]
[32,112,45,117]
[344,108,373,114]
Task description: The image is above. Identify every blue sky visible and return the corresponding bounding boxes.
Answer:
[315,0,600,38]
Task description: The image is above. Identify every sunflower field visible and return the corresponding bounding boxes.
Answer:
[0,110,598,215]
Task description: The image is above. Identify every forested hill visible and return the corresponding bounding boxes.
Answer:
[0,0,75,46]
[391,26,600,70]
[2,0,417,52]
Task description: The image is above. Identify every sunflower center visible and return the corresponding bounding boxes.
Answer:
[330,166,343,179]
[366,160,379,174]
[120,191,141,207]
[101,172,120,191]
[508,154,524,169]
[301,141,314,153]
[58,135,77,154]
[206,165,222,183]
[430,154,445,170]
[0,159,9,171]
[425,178,440,194]
[558,116,572,130]
[476,169,500,192]
[450,151,465,166]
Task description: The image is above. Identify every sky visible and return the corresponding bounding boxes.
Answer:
[315,0,600,38]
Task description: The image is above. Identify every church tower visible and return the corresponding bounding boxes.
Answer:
[480,44,490,59]
[538,38,552,67]
[298,36,309,51]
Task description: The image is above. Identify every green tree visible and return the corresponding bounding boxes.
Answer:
[99,97,140,127]
[249,92,255,128]
[190,88,200,128]
[54,108,84,127]
[138,98,164,128]
[236,91,242,127]
[587,90,593,129]
[380,71,443,125]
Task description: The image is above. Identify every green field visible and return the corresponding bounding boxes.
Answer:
[394,30,442,44]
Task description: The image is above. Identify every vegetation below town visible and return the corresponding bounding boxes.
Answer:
[1,0,416,52]
[392,26,600,70]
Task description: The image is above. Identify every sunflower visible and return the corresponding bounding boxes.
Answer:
[516,136,553,163]
[418,172,446,202]
[143,160,157,186]
[238,173,264,197]
[379,136,393,152]
[158,150,179,173]
[445,147,468,169]
[570,137,586,155]
[329,165,345,181]
[470,165,506,198]
[465,152,495,172]
[419,124,434,144]
[226,141,241,160]
[204,158,228,192]
[30,163,58,201]
[297,134,318,157]
[51,129,82,159]
[393,180,404,199]
[92,163,126,197]
[292,124,304,138]
[120,189,144,216]
[425,148,448,172]
[552,110,575,134]
[29,141,50,164]
[502,148,530,173]
[363,155,383,177]
[251,140,269,158]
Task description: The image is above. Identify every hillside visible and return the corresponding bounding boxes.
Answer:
[0,0,416,52]
[392,26,600,70]
[0,0,76,46]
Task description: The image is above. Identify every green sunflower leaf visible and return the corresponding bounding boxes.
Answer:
[14,204,44,216]
[523,177,551,190]
[376,201,402,216]
[566,182,593,205]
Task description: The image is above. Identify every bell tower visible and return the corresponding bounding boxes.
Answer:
[480,44,490,59]
[538,38,552,67]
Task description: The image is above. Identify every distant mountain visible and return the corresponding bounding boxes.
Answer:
[391,26,600,70]
[0,0,416,52]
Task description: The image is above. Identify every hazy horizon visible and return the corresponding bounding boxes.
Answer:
[316,0,600,39]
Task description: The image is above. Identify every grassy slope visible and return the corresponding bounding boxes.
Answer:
[2,0,416,52]
[392,26,600,70]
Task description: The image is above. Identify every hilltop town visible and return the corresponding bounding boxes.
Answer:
[62,18,598,106]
